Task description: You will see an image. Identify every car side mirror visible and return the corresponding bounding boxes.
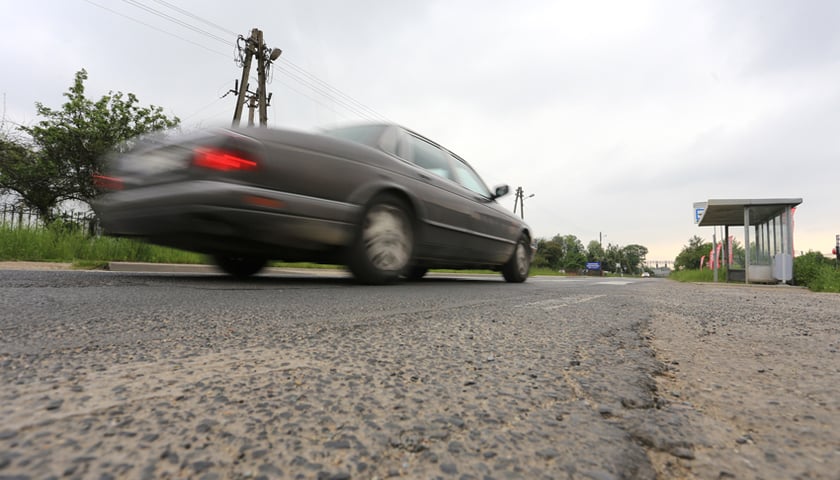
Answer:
[491,185,510,199]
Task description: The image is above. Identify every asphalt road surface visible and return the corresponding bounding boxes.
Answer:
[0,268,838,479]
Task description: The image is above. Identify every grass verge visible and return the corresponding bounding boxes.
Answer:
[670,261,840,293]
[1,226,572,277]
[669,269,718,283]
[0,224,204,264]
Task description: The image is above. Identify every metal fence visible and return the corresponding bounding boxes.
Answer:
[0,204,99,234]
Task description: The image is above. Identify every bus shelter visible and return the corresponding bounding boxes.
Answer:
[696,198,802,284]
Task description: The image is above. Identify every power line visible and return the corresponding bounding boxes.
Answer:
[81,0,389,123]
[119,0,381,120]
[120,0,232,47]
[148,0,238,37]
[278,58,390,121]
[81,0,230,58]
[273,65,381,121]
[270,76,362,121]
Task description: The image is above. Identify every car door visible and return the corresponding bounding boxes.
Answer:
[448,154,520,263]
[398,132,479,261]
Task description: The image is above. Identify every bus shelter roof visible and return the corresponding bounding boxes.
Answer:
[697,198,802,227]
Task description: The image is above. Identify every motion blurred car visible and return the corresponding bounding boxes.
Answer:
[92,123,533,284]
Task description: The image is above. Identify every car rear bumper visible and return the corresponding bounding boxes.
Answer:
[93,180,359,254]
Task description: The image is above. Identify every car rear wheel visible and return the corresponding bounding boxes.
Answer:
[348,194,414,285]
[213,255,267,279]
[502,235,531,283]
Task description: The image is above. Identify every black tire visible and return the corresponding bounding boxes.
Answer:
[213,255,267,279]
[502,235,531,283]
[404,266,428,281]
[347,194,414,285]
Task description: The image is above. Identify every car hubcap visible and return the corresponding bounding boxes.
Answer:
[363,205,411,272]
[515,242,528,275]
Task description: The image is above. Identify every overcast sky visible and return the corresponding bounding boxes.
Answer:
[3,0,839,261]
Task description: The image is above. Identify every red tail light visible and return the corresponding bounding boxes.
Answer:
[193,148,258,171]
[93,174,124,191]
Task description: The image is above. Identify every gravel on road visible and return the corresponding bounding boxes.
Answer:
[0,268,838,479]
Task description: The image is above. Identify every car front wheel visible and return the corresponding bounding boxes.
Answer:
[347,194,414,285]
[502,235,531,283]
[213,255,267,279]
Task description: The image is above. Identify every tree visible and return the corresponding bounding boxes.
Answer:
[586,240,605,263]
[622,244,649,274]
[674,235,713,270]
[603,243,624,273]
[0,69,179,221]
[558,235,586,271]
[533,234,646,274]
[533,234,586,272]
[0,132,59,217]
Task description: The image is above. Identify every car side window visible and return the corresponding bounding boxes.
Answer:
[407,135,454,181]
[451,156,492,197]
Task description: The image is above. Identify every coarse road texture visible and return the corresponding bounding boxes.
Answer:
[0,269,838,479]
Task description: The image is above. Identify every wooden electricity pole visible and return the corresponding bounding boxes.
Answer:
[512,187,533,220]
[255,29,268,127]
[231,28,280,128]
[232,28,257,127]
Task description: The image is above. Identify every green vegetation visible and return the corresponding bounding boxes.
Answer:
[793,251,840,293]
[532,234,648,275]
[0,69,179,222]
[674,235,712,270]
[0,225,578,277]
[6,225,837,293]
[669,250,840,293]
[669,269,717,283]
[673,235,747,271]
[0,223,203,264]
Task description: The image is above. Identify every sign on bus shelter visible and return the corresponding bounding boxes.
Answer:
[693,202,706,224]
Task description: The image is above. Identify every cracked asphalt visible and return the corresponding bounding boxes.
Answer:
[0,267,837,479]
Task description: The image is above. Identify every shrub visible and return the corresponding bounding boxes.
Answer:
[793,251,831,287]
[809,268,839,293]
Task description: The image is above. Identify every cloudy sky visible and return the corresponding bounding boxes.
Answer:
[3,0,839,261]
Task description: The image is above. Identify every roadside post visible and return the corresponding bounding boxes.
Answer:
[835,234,839,269]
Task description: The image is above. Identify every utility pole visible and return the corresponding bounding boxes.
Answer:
[513,187,521,218]
[247,95,257,127]
[232,29,256,127]
[231,28,282,128]
[255,29,268,127]
[512,187,534,220]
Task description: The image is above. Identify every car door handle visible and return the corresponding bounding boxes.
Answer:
[418,173,432,181]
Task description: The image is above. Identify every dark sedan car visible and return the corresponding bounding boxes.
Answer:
[93,123,533,284]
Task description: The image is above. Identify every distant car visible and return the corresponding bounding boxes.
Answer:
[641,272,651,277]
[92,123,533,284]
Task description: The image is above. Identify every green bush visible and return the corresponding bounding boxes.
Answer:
[793,251,832,287]
[809,267,839,292]
[793,252,840,292]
